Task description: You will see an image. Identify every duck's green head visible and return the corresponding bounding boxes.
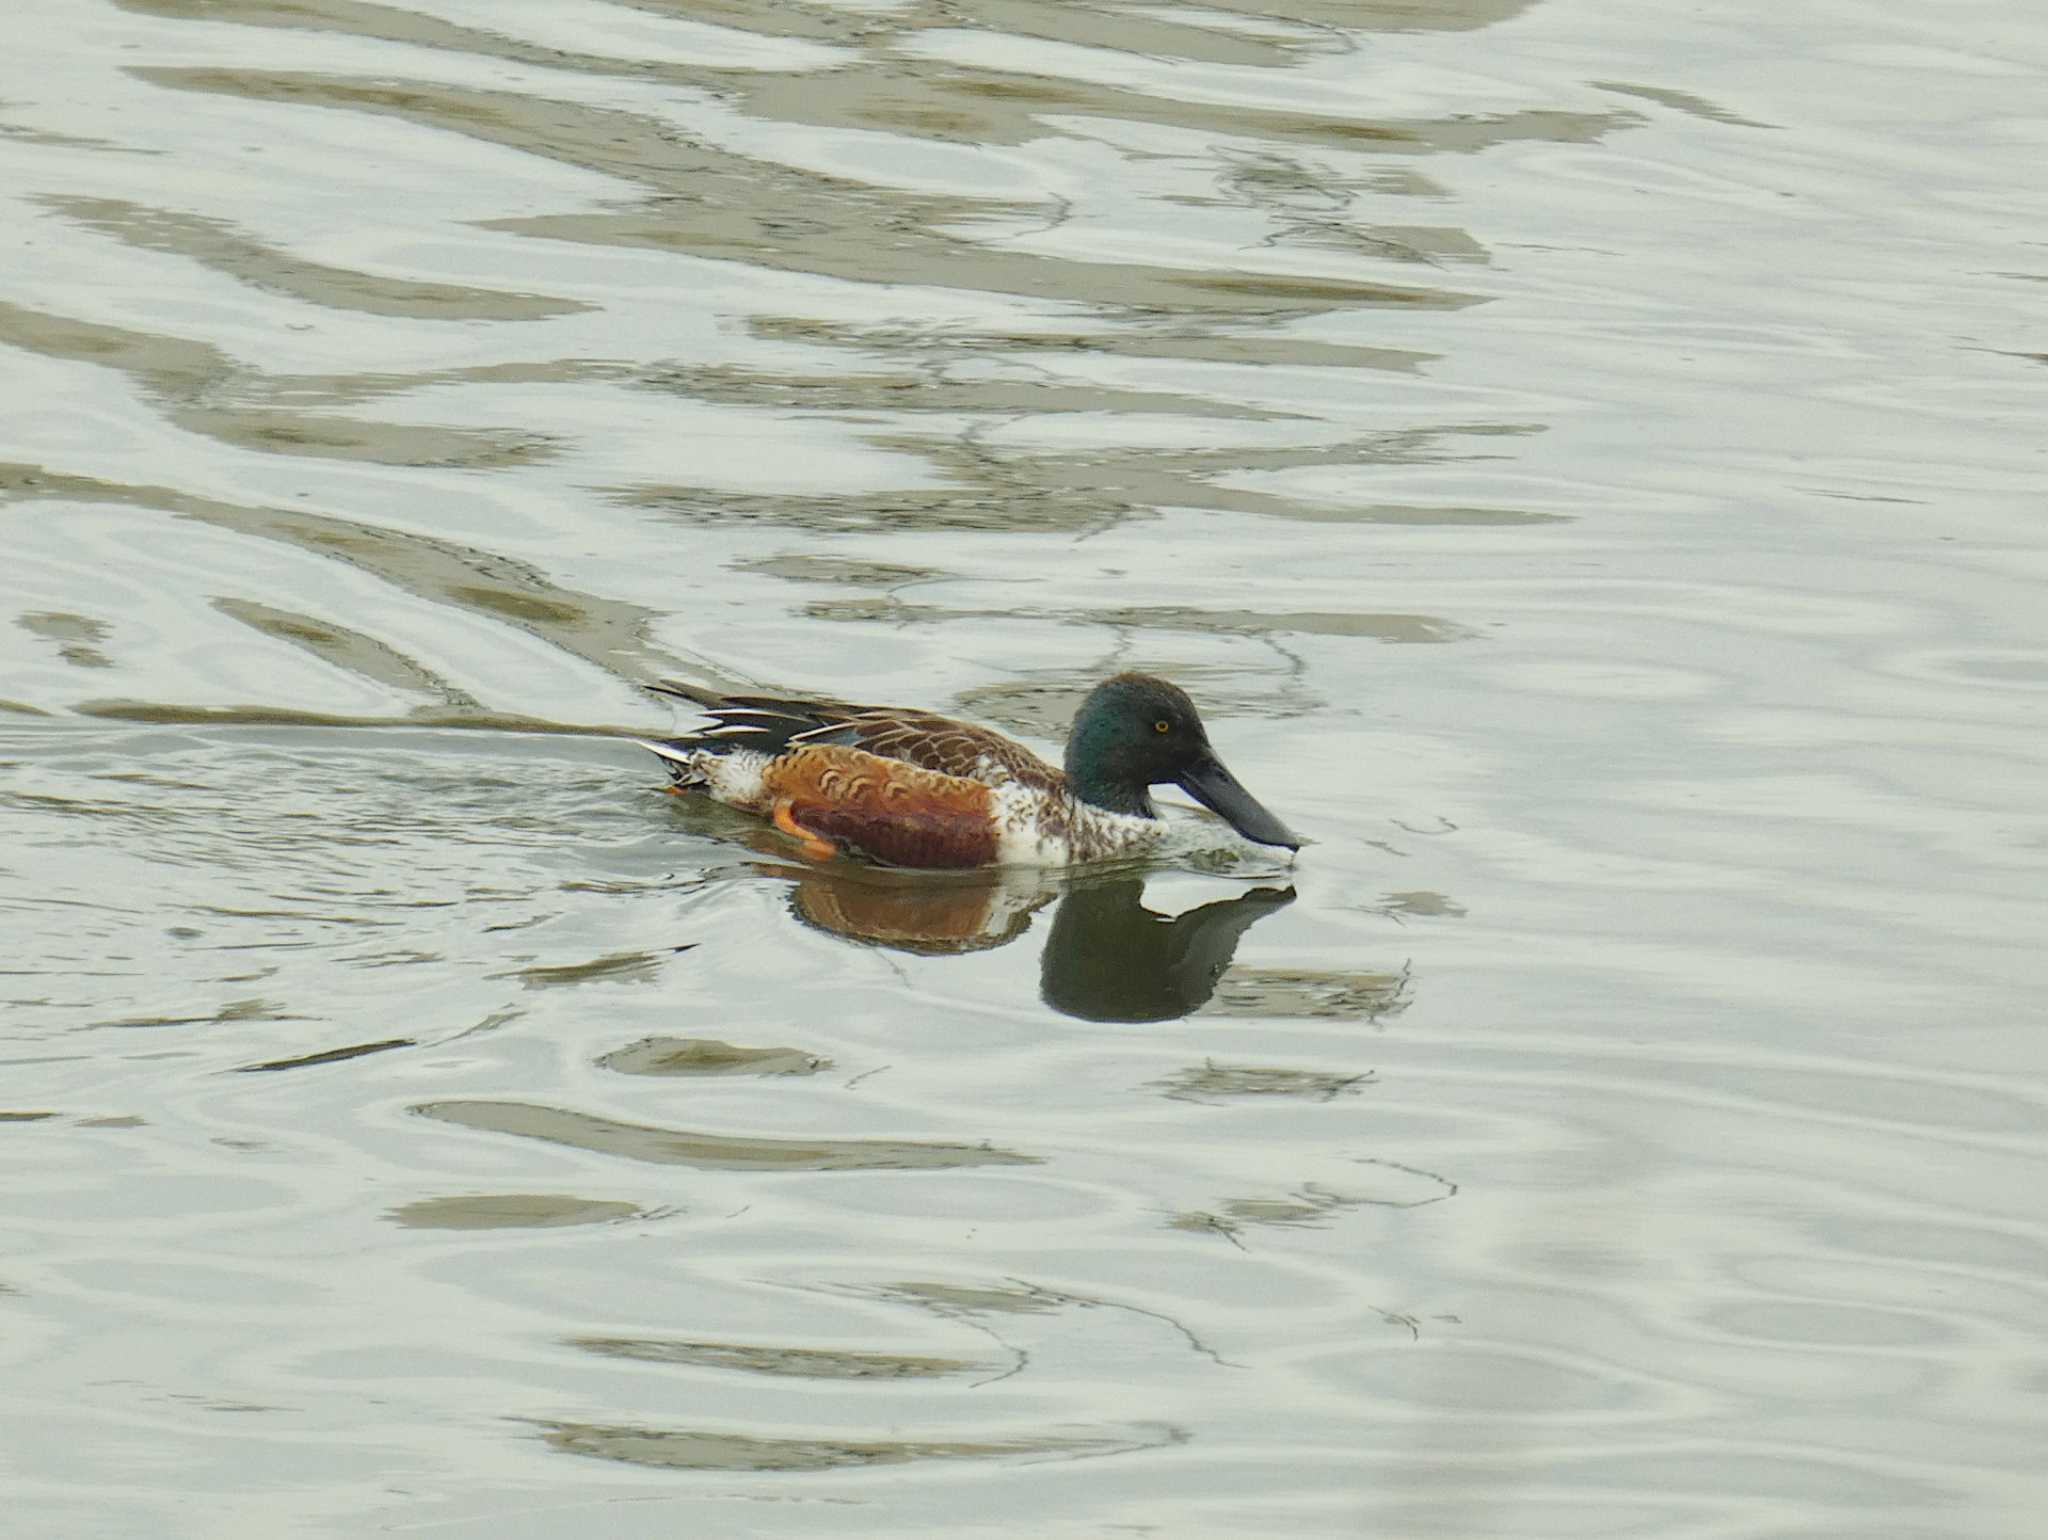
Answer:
[1063,673,1300,851]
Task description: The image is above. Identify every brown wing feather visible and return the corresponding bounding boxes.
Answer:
[762,746,1000,869]
[650,681,1064,794]
[836,712,1063,791]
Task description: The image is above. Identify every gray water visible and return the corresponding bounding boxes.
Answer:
[4,2,2045,1536]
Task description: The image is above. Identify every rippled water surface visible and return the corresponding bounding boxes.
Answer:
[5,1,2045,1535]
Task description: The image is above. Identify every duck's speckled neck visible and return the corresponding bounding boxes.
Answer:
[989,782,1164,865]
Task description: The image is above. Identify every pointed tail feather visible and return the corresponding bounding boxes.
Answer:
[646,679,863,756]
[638,738,708,788]
[645,679,727,710]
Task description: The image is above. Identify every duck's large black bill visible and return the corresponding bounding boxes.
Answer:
[1177,755,1300,851]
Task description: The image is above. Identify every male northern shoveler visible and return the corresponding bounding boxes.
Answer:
[642,673,1300,870]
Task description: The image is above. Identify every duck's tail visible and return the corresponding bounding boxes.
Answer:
[644,680,862,758]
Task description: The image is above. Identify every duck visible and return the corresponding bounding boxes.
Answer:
[642,672,1300,869]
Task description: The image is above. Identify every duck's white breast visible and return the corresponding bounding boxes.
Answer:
[989,783,1162,866]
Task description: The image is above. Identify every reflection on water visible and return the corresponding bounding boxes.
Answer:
[412,1097,1042,1172]
[570,1334,982,1380]
[768,856,1054,955]
[535,1416,1182,1474]
[595,1035,829,1077]
[1041,875,1297,1022]
[234,1035,413,1072]
[389,1193,641,1229]
[760,854,1297,1022]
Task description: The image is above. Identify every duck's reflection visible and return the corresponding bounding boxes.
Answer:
[751,855,1293,1023]
[782,862,1047,956]
[1039,875,1296,1023]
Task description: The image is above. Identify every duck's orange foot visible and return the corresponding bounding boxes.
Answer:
[772,801,839,862]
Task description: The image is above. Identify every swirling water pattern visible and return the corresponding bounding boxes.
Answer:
[2,1,2044,1535]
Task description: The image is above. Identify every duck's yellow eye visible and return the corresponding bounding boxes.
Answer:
[1154,719,1171,734]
